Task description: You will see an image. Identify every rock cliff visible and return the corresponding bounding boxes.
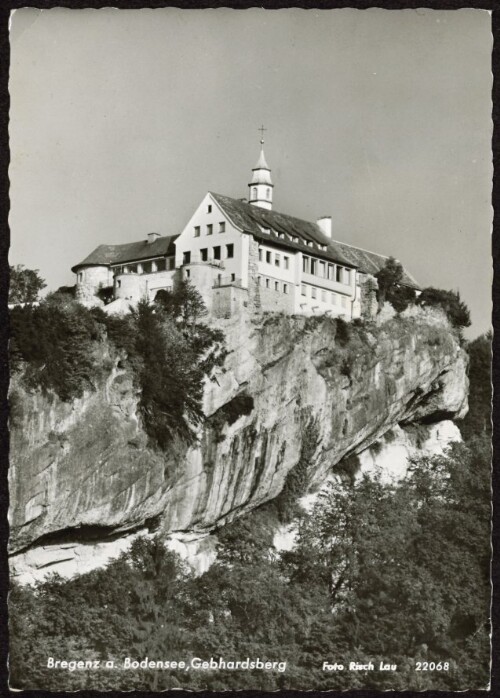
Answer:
[9,307,468,581]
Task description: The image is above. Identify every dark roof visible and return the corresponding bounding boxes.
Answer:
[211,192,356,268]
[211,193,419,289]
[71,235,177,272]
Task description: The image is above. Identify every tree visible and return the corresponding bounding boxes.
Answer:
[155,279,207,327]
[459,332,492,440]
[417,287,471,329]
[375,257,416,312]
[9,264,46,304]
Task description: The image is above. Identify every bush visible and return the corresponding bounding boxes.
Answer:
[375,257,416,312]
[417,287,471,329]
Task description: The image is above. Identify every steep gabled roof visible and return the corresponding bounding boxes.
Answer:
[328,240,420,290]
[71,235,177,273]
[211,192,356,268]
[211,192,419,288]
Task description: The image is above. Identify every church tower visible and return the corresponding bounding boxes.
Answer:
[248,126,273,210]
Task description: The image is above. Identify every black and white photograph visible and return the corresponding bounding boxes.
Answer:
[6,6,493,691]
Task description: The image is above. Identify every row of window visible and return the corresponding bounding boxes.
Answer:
[302,255,351,284]
[257,277,290,294]
[258,248,290,269]
[301,284,348,307]
[112,257,175,276]
[194,221,225,237]
[182,244,234,265]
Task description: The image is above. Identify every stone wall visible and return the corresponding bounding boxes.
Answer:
[258,281,295,314]
[247,236,261,313]
[212,285,249,319]
[360,274,379,319]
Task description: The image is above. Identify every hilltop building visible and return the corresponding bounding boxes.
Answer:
[72,138,419,319]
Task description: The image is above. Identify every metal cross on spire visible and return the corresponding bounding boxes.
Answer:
[258,124,267,145]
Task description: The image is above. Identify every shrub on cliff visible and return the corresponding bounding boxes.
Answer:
[375,257,416,313]
[10,295,107,401]
[417,287,471,329]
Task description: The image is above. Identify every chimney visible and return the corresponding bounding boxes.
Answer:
[147,232,161,244]
[316,216,332,239]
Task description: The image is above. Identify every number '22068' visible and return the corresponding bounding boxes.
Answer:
[415,662,449,671]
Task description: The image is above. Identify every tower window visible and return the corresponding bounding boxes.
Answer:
[194,226,200,237]
[78,273,83,282]
[200,248,208,262]
[219,221,225,233]
[266,251,271,264]
[226,244,234,258]
[213,246,221,260]
[117,279,121,288]
[266,188,271,199]
[207,224,213,235]
[252,187,257,199]
[183,252,191,265]
[185,269,190,278]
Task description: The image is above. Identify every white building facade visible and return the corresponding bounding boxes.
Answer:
[73,142,418,318]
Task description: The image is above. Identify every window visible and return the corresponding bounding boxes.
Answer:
[217,273,222,286]
[231,273,236,282]
[183,252,191,265]
[311,287,317,299]
[259,248,263,262]
[78,273,83,282]
[301,284,307,296]
[168,257,176,271]
[200,248,208,262]
[283,283,288,294]
[123,266,129,274]
[341,296,347,308]
[284,256,289,270]
[226,244,234,259]
[185,269,190,278]
[143,261,152,274]
[207,204,212,213]
[344,268,351,284]
[266,188,271,199]
[194,226,200,237]
[310,259,317,275]
[321,290,326,302]
[302,256,310,273]
[319,261,326,278]
[328,263,334,280]
[266,251,272,264]
[129,265,138,274]
[213,246,221,260]
[275,281,279,292]
[266,278,270,289]
[219,221,225,233]
[336,266,342,283]
[117,279,121,288]
[275,254,280,267]
[156,259,166,272]
[331,293,337,305]
[207,224,213,235]
[252,187,257,199]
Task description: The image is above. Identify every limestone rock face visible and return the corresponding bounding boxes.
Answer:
[9,309,468,580]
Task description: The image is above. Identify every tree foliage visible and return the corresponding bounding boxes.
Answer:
[375,257,416,313]
[9,264,46,304]
[9,435,491,691]
[459,332,491,440]
[417,287,471,329]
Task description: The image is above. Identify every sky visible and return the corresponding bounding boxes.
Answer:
[8,7,492,337]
